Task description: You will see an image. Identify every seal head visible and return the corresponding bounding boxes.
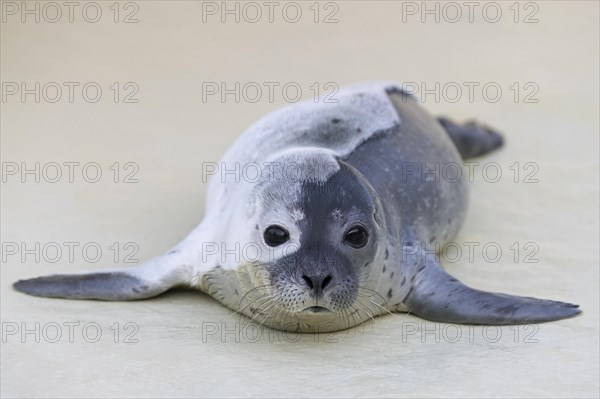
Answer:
[232,149,387,331]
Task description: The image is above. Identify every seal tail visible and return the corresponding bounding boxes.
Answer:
[437,117,504,159]
[402,253,581,325]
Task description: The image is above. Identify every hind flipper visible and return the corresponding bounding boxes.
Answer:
[437,117,504,159]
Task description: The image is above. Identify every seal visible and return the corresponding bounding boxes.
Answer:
[13,81,581,332]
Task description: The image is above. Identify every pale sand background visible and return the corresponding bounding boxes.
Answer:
[1,1,599,398]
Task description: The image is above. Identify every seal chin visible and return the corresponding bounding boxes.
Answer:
[301,306,332,313]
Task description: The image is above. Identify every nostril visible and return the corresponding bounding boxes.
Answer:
[302,275,314,289]
[302,274,333,291]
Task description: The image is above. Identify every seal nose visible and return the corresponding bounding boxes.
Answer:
[301,274,333,292]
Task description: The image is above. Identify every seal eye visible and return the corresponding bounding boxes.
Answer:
[345,226,368,248]
[264,225,289,247]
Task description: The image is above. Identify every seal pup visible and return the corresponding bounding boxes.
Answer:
[14,81,581,332]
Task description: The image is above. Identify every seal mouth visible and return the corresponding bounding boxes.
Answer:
[302,306,332,313]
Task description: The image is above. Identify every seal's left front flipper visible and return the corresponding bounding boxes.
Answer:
[403,257,581,325]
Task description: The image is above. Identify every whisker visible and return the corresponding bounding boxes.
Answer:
[359,287,390,308]
[256,303,280,330]
[235,285,271,308]
[352,306,367,327]
[267,303,290,332]
[228,292,272,322]
[354,299,376,322]
[227,286,272,318]
[368,299,395,316]
[249,299,276,325]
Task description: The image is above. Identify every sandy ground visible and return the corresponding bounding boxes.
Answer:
[1,1,599,398]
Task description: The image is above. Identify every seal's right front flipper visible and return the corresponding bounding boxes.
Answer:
[403,258,581,325]
[13,223,215,301]
[13,255,194,301]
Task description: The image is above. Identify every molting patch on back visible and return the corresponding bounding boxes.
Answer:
[237,82,404,159]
